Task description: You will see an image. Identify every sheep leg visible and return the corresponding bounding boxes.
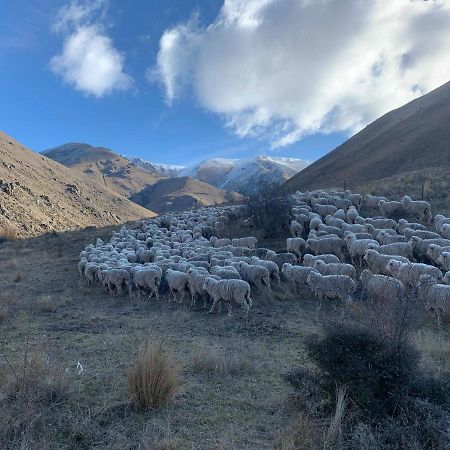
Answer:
[209,296,220,314]
[227,303,232,317]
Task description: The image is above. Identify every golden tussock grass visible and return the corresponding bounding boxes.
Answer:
[127,338,181,411]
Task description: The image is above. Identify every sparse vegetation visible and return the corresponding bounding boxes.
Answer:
[127,338,181,411]
[0,226,17,240]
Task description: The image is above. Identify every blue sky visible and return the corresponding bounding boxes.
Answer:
[1,0,449,166]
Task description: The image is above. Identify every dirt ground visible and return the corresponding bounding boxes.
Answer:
[0,225,448,449]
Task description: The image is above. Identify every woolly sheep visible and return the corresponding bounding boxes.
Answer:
[287,237,306,260]
[378,200,403,219]
[441,224,450,240]
[426,244,450,267]
[397,219,426,234]
[403,228,441,240]
[210,236,232,248]
[302,253,340,267]
[443,272,450,285]
[290,220,304,238]
[344,232,379,267]
[374,242,414,260]
[418,275,450,320]
[363,194,388,209]
[346,206,359,224]
[325,215,346,228]
[385,260,442,287]
[409,237,450,261]
[318,224,344,238]
[438,252,450,272]
[363,249,409,275]
[306,236,345,260]
[344,190,363,209]
[211,266,242,280]
[359,270,404,303]
[166,269,190,303]
[313,260,357,279]
[314,204,338,218]
[102,268,131,297]
[365,217,397,230]
[237,261,271,288]
[281,263,318,289]
[434,215,450,233]
[249,257,281,284]
[202,277,252,316]
[376,231,407,245]
[333,209,347,221]
[401,196,432,223]
[231,237,258,249]
[307,271,356,303]
[269,252,298,269]
[133,266,162,299]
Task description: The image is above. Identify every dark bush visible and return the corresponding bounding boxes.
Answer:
[247,188,291,239]
[305,323,419,418]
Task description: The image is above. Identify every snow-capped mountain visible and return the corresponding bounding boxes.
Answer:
[182,155,311,195]
[128,158,185,178]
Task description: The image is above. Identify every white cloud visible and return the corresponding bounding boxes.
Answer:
[155,0,450,148]
[50,1,132,97]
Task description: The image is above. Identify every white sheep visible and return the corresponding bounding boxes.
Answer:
[363,249,409,275]
[302,253,340,267]
[363,194,388,209]
[281,263,318,290]
[313,260,357,279]
[237,261,271,288]
[202,277,252,316]
[397,219,426,234]
[374,242,414,260]
[286,237,306,260]
[344,232,379,267]
[290,220,304,238]
[426,244,450,267]
[211,266,242,280]
[365,217,397,230]
[249,257,281,284]
[306,236,345,260]
[441,224,450,239]
[307,271,356,303]
[434,214,450,233]
[269,252,298,269]
[418,275,450,323]
[438,252,450,272]
[359,270,404,303]
[443,272,450,285]
[166,269,190,303]
[401,196,432,223]
[409,237,450,261]
[210,236,232,248]
[378,200,403,219]
[346,206,359,224]
[403,228,441,240]
[314,204,338,218]
[376,231,407,245]
[231,237,258,249]
[385,259,442,288]
[102,268,131,297]
[133,266,162,299]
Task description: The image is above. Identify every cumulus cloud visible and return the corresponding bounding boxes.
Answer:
[155,0,450,148]
[50,0,132,97]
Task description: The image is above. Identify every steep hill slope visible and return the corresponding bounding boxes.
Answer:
[129,158,184,178]
[0,132,156,236]
[43,143,161,197]
[130,177,243,214]
[284,80,450,193]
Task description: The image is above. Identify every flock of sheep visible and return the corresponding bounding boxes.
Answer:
[78,189,450,320]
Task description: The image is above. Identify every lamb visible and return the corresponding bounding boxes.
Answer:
[374,242,414,260]
[132,266,162,299]
[202,277,252,316]
[269,252,298,269]
[249,257,281,284]
[401,196,432,223]
[211,266,242,280]
[313,260,357,279]
[237,261,271,288]
[290,220,304,238]
[287,237,306,260]
[102,268,131,297]
[307,271,356,303]
[385,260,442,288]
[302,254,340,267]
[306,236,345,260]
[344,232,379,267]
[281,263,318,289]
[166,269,190,303]
[363,249,409,275]
[418,275,450,321]
[397,219,426,234]
[359,270,404,303]
[376,231,407,245]
[231,237,258,249]
[378,200,403,219]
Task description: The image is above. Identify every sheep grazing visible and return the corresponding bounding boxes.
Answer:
[306,236,345,260]
[378,200,403,219]
[385,260,442,288]
[281,263,318,290]
[237,261,271,288]
[290,220,304,238]
[302,253,340,267]
[313,260,357,279]
[401,196,432,223]
[363,249,409,275]
[231,237,258,249]
[359,270,404,303]
[307,271,356,303]
[418,275,450,322]
[202,277,252,316]
[286,237,306,260]
[166,269,190,303]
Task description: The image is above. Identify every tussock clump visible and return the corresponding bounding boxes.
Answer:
[192,344,254,375]
[127,339,181,411]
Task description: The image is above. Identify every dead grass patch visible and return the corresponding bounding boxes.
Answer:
[192,344,255,375]
[0,226,17,240]
[415,329,450,375]
[36,296,57,313]
[127,338,181,411]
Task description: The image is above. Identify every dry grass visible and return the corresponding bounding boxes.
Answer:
[36,296,57,313]
[0,226,17,240]
[276,412,324,450]
[0,306,8,325]
[415,329,450,375]
[324,386,348,448]
[127,338,181,411]
[192,344,255,375]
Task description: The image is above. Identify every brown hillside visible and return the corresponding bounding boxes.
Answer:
[0,132,156,237]
[44,143,161,197]
[284,80,450,192]
[130,176,243,214]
